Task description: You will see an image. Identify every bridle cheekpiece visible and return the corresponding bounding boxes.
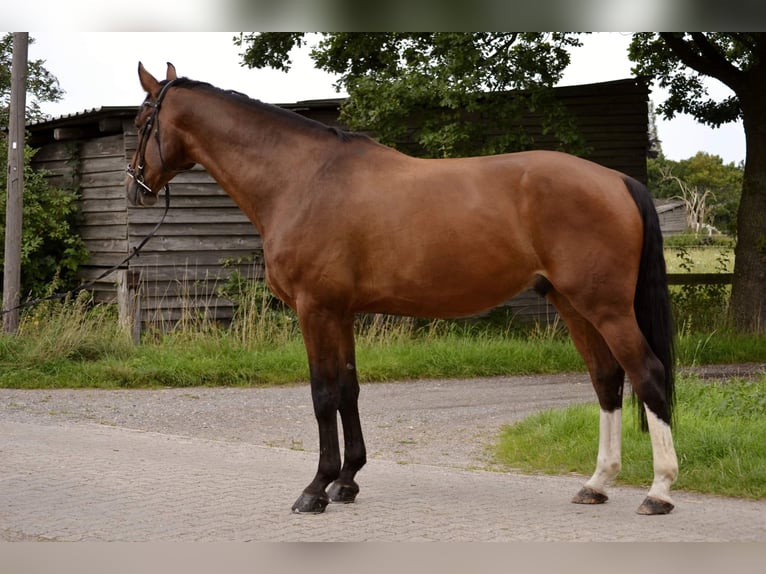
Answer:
[126,78,179,199]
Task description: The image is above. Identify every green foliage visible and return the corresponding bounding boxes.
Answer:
[1,33,65,125]
[664,233,735,250]
[669,245,732,333]
[0,146,89,298]
[2,33,86,300]
[236,33,588,158]
[648,152,743,234]
[630,33,766,333]
[495,375,766,499]
[629,33,753,127]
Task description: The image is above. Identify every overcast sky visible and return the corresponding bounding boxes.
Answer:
[25,32,746,165]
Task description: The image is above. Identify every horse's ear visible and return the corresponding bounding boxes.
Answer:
[166,62,177,81]
[138,62,161,97]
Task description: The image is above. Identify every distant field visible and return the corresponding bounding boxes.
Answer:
[664,246,734,274]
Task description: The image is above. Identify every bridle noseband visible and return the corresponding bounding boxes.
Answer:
[126,78,179,199]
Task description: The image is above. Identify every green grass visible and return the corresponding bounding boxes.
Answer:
[494,374,766,499]
[1,295,765,389]
[665,245,734,274]
[0,325,583,389]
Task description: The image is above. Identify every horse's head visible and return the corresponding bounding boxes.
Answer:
[126,62,194,207]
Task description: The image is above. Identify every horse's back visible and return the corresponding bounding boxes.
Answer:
[326,149,644,317]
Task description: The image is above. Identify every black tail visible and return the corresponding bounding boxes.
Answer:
[622,176,676,431]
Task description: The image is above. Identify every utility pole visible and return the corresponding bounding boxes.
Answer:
[3,32,28,334]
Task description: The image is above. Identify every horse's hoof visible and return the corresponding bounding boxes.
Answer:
[571,486,609,504]
[636,496,674,515]
[291,491,330,514]
[328,480,360,504]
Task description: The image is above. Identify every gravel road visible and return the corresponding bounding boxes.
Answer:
[1,364,765,541]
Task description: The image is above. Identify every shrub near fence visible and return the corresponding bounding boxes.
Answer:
[665,243,734,333]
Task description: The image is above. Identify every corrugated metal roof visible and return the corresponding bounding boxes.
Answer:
[29,106,138,128]
[29,99,346,129]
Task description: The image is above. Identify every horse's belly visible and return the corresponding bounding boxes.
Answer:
[357,265,537,319]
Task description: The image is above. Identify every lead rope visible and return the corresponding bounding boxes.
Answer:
[1,185,170,316]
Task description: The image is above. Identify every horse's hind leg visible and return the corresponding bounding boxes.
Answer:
[593,314,678,515]
[547,290,625,505]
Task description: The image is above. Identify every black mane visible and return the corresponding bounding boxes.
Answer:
[166,77,371,144]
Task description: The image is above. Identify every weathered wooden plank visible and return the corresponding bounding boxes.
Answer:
[129,223,257,237]
[80,199,127,213]
[126,187,228,202]
[31,158,72,173]
[78,134,125,157]
[79,253,130,267]
[77,267,129,282]
[141,306,235,327]
[127,209,252,225]
[506,110,647,128]
[141,296,235,309]
[81,211,129,226]
[96,264,262,283]
[127,196,240,209]
[78,173,125,189]
[76,156,126,174]
[140,287,231,305]
[125,249,262,269]
[80,225,127,240]
[31,141,71,162]
[83,238,129,253]
[504,289,557,320]
[80,185,127,201]
[123,235,261,253]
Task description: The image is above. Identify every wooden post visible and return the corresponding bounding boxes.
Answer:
[3,33,29,335]
[117,269,143,344]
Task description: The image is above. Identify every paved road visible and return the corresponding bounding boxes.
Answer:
[2,369,765,541]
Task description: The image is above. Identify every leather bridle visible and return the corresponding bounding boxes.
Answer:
[126,78,179,199]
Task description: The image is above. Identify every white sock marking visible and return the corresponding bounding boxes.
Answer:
[585,408,622,494]
[644,405,678,503]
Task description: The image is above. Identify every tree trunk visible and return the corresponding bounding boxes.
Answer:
[729,87,766,332]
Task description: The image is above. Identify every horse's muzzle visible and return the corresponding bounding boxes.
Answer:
[125,177,158,207]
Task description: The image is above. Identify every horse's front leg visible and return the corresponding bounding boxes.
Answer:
[327,315,366,504]
[291,306,349,514]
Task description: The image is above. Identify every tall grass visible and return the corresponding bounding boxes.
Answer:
[6,293,134,366]
[1,276,764,389]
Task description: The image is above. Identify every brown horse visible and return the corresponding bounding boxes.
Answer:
[127,63,678,516]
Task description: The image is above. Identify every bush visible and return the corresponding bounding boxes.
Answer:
[0,145,89,299]
[664,232,735,249]
[669,245,732,333]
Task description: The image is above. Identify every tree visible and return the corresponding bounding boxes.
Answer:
[1,34,64,125]
[648,152,743,234]
[235,33,587,158]
[661,166,715,234]
[630,33,766,332]
[1,33,87,299]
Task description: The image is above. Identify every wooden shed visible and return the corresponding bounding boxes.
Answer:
[28,78,650,331]
[655,199,689,236]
